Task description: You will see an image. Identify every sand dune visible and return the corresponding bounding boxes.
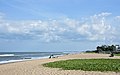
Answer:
[0,53,120,75]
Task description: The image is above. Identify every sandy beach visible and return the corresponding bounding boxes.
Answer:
[0,53,120,75]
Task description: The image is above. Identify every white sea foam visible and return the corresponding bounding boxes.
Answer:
[0,54,64,64]
[0,54,14,57]
[0,56,50,64]
[0,60,23,64]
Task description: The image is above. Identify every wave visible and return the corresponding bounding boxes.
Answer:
[0,56,50,64]
[0,54,15,57]
[0,60,23,64]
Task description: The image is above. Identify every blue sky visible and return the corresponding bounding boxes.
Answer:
[0,0,120,52]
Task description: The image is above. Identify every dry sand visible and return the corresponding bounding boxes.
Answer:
[0,53,120,75]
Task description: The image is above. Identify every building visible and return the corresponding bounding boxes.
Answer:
[115,45,120,52]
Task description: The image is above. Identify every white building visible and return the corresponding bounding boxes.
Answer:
[115,45,120,52]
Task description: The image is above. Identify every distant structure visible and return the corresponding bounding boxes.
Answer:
[115,45,120,52]
[96,45,120,54]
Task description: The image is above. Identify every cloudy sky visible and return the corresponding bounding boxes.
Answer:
[0,0,120,52]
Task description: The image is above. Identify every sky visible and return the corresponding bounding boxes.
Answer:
[0,0,120,52]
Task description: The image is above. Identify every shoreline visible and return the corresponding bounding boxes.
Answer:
[0,53,65,65]
[0,56,50,65]
[0,53,66,65]
[0,53,120,75]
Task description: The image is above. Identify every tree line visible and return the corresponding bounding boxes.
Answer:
[96,45,116,53]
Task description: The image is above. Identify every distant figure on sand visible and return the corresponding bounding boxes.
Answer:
[49,55,54,59]
[49,54,58,59]
[109,52,114,57]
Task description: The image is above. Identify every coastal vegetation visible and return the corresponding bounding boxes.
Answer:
[115,54,120,56]
[96,45,116,53]
[86,45,120,54]
[43,59,120,72]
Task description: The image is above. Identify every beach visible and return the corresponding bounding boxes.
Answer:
[0,53,120,75]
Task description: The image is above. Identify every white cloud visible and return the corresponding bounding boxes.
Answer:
[76,12,116,42]
[0,12,119,43]
[98,12,111,17]
[90,13,115,41]
[64,18,79,28]
[115,16,120,21]
[77,24,91,36]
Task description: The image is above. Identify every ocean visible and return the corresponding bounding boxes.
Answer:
[0,52,66,64]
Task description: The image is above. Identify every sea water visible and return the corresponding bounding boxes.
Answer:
[0,52,65,64]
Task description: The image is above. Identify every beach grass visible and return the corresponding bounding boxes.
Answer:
[115,54,120,56]
[43,59,120,72]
